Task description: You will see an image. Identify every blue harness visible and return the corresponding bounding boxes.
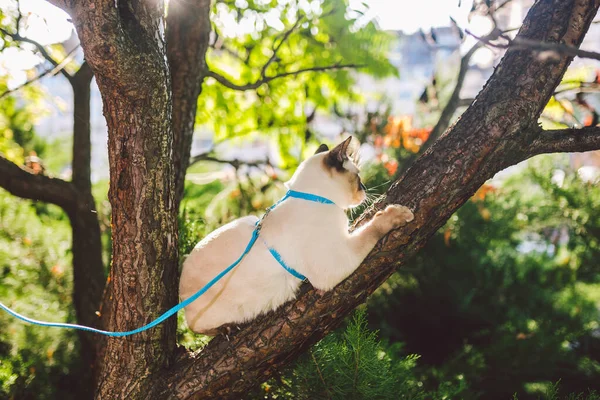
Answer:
[0,189,335,337]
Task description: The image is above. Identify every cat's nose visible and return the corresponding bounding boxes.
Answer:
[359,181,367,191]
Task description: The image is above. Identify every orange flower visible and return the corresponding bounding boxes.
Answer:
[472,184,496,202]
[479,207,491,221]
[409,127,432,143]
[402,137,420,153]
[384,159,398,176]
[251,199,264,209]
[444,228,452,247]
[51,264,64,277]
[384,116,411,148]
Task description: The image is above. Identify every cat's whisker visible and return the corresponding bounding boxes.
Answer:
[366,180,391,192]
[366,192,378,202]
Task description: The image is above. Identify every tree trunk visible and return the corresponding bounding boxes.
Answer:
[94,80,178,398]
[167,0,212,207]
[69,62,106,385]
[65,1,179,397]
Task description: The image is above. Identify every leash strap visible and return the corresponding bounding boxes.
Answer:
[259,236,307,281]
[0,190,335,336]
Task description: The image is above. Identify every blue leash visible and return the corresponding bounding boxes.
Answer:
[0,189,335,337]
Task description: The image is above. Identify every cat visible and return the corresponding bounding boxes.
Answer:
[179,137,414,335]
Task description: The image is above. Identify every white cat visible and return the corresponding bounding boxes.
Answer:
[179,137,414,335]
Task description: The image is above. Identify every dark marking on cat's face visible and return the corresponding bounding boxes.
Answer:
[358,177,366,191]
[315,144,329,154]
[319,137,366,206]
[324,136,353,172]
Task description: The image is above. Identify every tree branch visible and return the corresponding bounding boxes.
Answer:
[554,81,600,95]
[467,30,600,61]
[67,0,163,91]
[0,27,74,82]
[0,155,78,210]
[189,152,270,169]
[523,126,600,158]
[396,37,486,177]
[0,45,79,99]
[260,16,304,79]
[207,63,364,91]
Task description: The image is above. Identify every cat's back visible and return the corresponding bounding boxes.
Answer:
[191,215,258,253]
[180,215,258,294]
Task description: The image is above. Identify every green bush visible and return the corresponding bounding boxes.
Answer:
[252,310,466,400]
[364,156,600,399]
[0,190,83,399]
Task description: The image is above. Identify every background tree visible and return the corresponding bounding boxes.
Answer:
[0,2,107,378]
[0,0,600,399]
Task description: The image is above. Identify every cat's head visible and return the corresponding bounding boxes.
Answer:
[285,136,367,209]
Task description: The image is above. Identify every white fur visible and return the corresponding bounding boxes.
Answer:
[179,144,414,334]
[342,159,360,174]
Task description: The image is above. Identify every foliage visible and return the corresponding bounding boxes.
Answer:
[253,309,466,400]
[198,0,397,169]
[0,79,47,165]
[0,190,83,400]
[514,381,599,400]
[541,67,600,130]
[364,155,600,399]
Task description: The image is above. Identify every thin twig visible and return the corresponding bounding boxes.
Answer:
[189,153,270,169]
[0,45,79,99]
[260,16,304,79]
[467,30,600,61]
[207,63,363,91]
[0,27,75,82]
[524,126,600,158]
[310,351,332,400]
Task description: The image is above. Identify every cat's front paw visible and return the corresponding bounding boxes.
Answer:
[374,204,414,233]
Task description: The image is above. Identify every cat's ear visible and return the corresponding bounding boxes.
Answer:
[314,144,329,154]
[325,136,353,171]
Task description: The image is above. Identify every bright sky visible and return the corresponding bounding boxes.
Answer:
[359,0,474,32]
[0,0,483,84]
[1,0,479,42]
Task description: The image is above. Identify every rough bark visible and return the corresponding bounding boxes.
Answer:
[67,0,179,397]
[166,0,212,207]
[70,61,106,378]
[525,126,600,155]
[148,1,600,398]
